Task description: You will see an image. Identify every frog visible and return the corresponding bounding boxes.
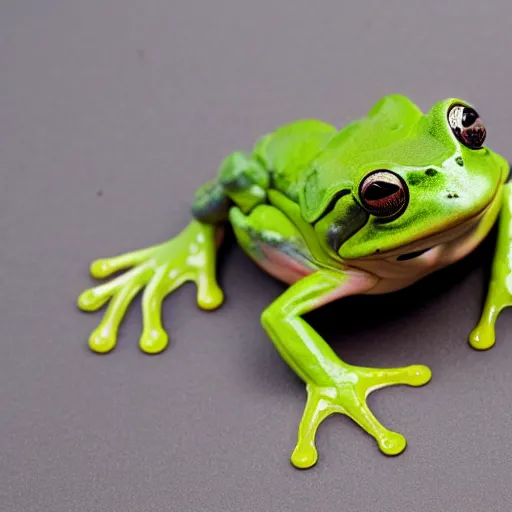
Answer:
[77,94,512,469]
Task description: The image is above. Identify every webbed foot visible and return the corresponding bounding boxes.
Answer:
[77,220,223,354]
[291,363,432,469]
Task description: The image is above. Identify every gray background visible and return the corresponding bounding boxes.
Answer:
[2,1,512,511]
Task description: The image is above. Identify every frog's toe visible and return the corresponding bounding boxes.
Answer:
[89,245,159,279]
[139,328,169,354]
[377,431,407,456]
[404,364,432,387]
[196,281,224,310]
[362,364,432,390]
[88,327,117,353]
[90,258,113,279]
[291,442,318,469]
[469,323,496,350]
[77,289,109,311]
[291,386,334,469]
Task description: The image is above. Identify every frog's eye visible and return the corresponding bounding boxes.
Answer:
[447,104,486,149]
[359,170,408,218]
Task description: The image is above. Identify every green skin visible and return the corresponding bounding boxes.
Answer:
[78,94,512,469]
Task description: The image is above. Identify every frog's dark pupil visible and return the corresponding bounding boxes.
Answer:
[462,107,478,128]
[365,182,399,201]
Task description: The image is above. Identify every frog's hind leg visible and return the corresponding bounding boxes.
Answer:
[229,205,319,285]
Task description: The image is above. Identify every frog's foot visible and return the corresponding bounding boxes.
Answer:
[77,220,223,354]
[468,289,512,350]
[468,287,512,351]
[290,363,432,469]
[468,316,498,351]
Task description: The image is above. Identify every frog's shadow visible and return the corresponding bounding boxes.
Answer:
[233,224,498,393]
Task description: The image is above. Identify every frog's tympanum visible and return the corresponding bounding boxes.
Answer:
[77,95,511,469]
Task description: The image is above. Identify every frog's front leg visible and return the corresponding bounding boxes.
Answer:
[261,270,432,469]
[470,182,512,350]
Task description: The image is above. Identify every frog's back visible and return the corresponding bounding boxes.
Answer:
[254,119,337,202]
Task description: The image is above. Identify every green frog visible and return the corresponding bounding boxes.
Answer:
[77,94,511,469]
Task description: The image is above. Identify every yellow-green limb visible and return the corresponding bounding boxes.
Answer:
[470,182,512,350]
[77,220,223,354]
[260,269,431,469]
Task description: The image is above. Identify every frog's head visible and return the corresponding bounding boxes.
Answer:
[300,94,509,262]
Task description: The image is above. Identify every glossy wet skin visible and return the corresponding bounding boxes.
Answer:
[301,96,508,264]
[77,94,512,470]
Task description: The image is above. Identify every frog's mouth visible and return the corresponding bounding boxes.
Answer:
[396,248,432,261]
[365,192,499,263]
[342,178,504,264]
[391,210,486,261]
[389,196,496,262]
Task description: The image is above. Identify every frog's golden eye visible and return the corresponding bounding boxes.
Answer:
[359,170,408,218]
[448,104,486,149]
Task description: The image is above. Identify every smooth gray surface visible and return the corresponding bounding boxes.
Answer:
[2,1,512,511]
